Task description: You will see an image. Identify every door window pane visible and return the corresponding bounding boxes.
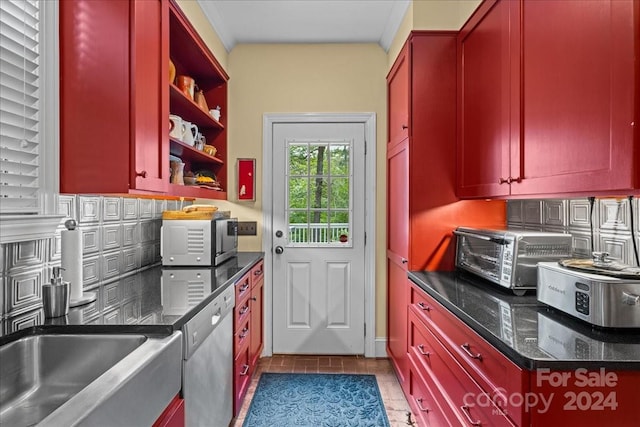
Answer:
[286,139,353,247]
[288,178,308,209]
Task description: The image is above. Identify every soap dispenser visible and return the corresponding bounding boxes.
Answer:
[43,267,70,318]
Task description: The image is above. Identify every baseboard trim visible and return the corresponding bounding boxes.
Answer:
[375,338,387,358]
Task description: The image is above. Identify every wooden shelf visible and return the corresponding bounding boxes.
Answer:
[168,0,228,201]
[169,137,223,165]
[169,85,224,131]
[169,183,227,199]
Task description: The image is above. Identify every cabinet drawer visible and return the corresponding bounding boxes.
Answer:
[410,282,524,425]
[251,260,264,288]
[234,298,251,332]
[233,345,251,416]
[235,274,251,305]
[408,365,455,427]
[409,283,449,326]
[413,316,515,427]
[234,317,250,355]
[408,309,439,373]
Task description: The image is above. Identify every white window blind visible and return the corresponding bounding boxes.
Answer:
[0,0,40,214]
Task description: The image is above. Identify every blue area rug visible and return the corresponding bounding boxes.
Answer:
[242,373,390,427]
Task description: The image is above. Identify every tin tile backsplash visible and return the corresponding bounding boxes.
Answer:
[0,195,185,320]
[507,197,640,265]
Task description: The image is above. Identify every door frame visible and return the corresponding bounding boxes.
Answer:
[262,112,377,357]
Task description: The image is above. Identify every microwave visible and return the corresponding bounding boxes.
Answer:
[454,227,572,295]
[161,216,238,267]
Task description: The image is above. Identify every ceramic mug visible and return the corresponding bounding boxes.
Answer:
[169,114,186,140]
[182,121,198,146]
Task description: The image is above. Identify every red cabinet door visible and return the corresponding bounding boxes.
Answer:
[386,139,409,386]
[387,140,409,259]
[60,0,168,194]
[131,0,169,193]
[249,276,263,368]
[387,44,410,147]
[60,0,131,193]
[457,0,515,198]
[153,395,185,427]
[514,0,637,195]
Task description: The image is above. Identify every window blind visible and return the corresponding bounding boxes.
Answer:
[0,0,40,214]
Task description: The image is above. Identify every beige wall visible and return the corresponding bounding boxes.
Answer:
[178,0,483,342]
[176,0,229,72]
[387,0,481,70]
[222,43,389,337]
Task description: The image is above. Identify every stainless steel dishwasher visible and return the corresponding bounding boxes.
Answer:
[179,278,235,427]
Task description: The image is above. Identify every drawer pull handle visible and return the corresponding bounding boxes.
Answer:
[417,302,431,311]
[254,269,263,276]
[415,397,429,412]
[417,344,430,357]
[239,283,250,293]
[460,405,481,426]
[461,343,482,361]
[240,327,249,339]
[240,364,250,376]
[239,305,250,315]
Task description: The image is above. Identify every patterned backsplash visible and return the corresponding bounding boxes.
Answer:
[507,197,640,265]
[0,195,192,326]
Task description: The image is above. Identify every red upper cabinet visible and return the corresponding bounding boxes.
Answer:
[60,0,169,194]
[457,0,515,198]
[515,0,638,196]
[457,0,639,198]
[387,44,410,147]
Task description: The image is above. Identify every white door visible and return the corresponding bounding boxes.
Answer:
[272,122,366,354]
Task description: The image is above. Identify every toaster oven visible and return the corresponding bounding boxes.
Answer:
[454,227,572,295]
[161,213,237,267]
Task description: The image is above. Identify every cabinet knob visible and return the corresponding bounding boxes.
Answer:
[136,170,147,178]
[401,124,408,130]
[499,177,509,184]
[401,258,408,264]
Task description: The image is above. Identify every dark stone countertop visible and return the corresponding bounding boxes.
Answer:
[408,270,640,371]
[0,252,264,345]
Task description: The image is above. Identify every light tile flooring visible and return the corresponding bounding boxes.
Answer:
[232,355,414,427]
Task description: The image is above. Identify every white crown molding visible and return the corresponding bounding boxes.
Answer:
[379,0,411,52]
[197,0,236,52]
[0,215,64,244]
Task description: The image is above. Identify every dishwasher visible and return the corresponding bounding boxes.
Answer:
[166,270,235,427]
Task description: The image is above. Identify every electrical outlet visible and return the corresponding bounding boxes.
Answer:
[237,221,257,236]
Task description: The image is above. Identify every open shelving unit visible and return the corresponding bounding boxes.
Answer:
[168,0,229,200]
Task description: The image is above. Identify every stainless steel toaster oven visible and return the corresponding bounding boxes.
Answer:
[454,227,572,295]
[161,214,237,267]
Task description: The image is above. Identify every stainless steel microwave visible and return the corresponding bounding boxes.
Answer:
[161,216,238,267]
[454,227,572,295]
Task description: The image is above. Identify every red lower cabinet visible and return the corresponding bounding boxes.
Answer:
[153,394,185,427]
[232,259,265,417]
[405,279,640,426]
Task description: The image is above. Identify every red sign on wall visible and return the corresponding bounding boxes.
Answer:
[237,158,256,201]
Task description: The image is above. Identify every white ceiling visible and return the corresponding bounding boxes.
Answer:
[197,0,411,52]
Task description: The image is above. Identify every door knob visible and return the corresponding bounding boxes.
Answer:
[274,246,284,254]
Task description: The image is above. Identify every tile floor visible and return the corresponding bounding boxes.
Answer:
[232,355,414,427]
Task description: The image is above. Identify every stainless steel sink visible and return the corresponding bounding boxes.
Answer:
[0,332,182,427]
